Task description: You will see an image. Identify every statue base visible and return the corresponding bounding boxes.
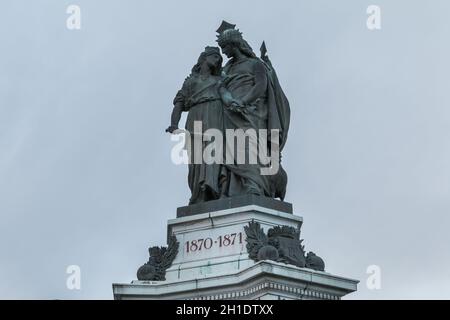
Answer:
[112,199,358,300]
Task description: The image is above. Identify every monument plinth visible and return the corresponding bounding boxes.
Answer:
[112,198,358,300]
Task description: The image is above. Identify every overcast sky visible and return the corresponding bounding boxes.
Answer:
[1,0,449,299]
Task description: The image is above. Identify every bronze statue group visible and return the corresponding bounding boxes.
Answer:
[167,21,291,205]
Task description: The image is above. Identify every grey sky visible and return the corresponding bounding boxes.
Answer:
[1,0,449,299]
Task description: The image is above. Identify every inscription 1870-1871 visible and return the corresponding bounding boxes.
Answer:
[185,232,245,253]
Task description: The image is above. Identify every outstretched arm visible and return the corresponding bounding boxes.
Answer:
[166,79,188,133]
[166,103,183,133]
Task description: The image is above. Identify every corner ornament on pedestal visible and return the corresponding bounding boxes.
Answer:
[136,234,179,281]
[244,221,325,272]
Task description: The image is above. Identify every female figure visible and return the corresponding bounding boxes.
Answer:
[166,47,224,204]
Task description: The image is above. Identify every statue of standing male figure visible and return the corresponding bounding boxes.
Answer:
[167,21,290,205]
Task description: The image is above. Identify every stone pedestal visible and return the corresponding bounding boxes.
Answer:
[112,197,358,300]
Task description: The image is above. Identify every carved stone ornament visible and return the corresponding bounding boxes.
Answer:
[244,221,325,271]
[136,234,179,281]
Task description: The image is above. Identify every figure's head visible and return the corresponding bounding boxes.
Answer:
[205,52,222,70]
[191,46,223,76]
[220,42,236,59]
[216,24,256,59]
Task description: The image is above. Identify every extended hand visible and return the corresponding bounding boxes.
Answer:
[231,98,243,108]
[227,102,242,113]
[165,125,179,134]
[228,99,256,114]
